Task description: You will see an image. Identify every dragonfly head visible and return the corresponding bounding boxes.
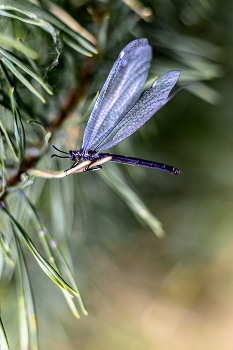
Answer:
[68,150,81,161]
[51,145,83,163]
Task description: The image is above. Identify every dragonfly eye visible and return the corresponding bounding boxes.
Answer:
[69,150,78,161]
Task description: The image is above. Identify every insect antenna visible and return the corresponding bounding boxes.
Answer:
[52,145,69,154]
[51,145,70,159]
[51,154,70,159]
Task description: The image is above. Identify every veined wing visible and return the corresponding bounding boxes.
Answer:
[95,70,181,154]
[82,39,152,153]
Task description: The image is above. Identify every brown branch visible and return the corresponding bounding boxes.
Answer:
[0,57,93,201]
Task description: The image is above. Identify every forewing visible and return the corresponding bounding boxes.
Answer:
[96,71,181,153]
[82,39,152,152]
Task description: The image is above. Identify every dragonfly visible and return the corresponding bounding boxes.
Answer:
[52,38,181,175]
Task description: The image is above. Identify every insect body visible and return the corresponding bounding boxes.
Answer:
[52,38,181,175]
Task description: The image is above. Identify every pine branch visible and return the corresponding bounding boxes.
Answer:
[0,57,93,201]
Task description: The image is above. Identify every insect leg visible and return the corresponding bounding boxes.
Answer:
[64,160,80,173]
[84,164,102,172]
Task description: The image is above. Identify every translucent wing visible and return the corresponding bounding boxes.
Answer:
[82,39,152,153]
[95,71,181,154]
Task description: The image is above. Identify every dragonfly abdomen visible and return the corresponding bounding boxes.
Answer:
[99,153,179,175]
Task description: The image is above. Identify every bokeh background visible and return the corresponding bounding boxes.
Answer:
[1,0,233,349]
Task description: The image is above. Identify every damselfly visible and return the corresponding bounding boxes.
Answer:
[52,39,181,175]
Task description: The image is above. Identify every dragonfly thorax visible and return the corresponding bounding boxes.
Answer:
[68,149,99,162]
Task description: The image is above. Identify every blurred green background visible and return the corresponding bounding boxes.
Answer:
[1,0,233,349]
